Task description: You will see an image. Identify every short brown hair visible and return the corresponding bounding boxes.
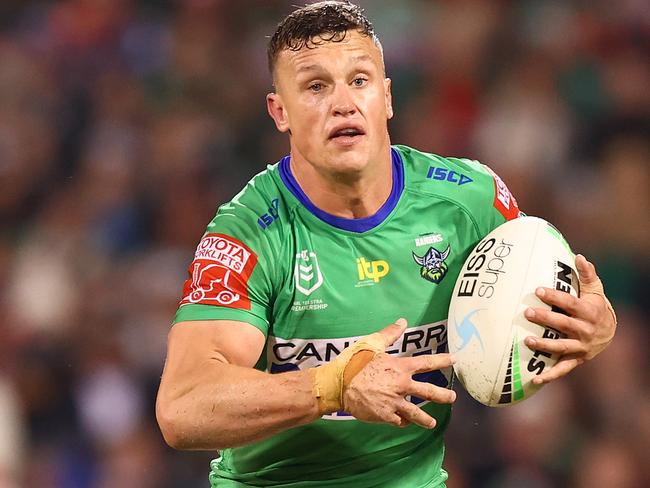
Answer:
[267,1,379,76]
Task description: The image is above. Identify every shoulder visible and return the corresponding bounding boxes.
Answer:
[191,160,298,294]
[395,144,495,193]
[207,160,295,245]
[175,162,294,329]
[215,163,282,228]
[394,144,522,235]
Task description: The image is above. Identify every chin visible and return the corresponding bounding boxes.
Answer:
[328,138,374,166]
[326,150,371,175]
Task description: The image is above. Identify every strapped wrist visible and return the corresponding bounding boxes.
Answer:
[308,333,385,415]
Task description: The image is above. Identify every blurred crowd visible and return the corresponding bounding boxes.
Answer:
[0,1,648,487]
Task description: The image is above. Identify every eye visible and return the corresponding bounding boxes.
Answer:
[352,77,367,87]
[309,82,323,92]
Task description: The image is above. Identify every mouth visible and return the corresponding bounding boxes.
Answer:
[328,125,366,145]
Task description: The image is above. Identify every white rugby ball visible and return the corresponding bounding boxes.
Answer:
[447,216,579,407]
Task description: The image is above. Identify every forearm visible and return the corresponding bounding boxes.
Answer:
[156,319,396,450]
[156,359,320,450]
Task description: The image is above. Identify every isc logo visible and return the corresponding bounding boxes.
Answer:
[356,257,390,283]
[427,167,473,186]
[257,199,280,230]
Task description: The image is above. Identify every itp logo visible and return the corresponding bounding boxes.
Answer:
[356,257,390,284]
[453,309,484,353]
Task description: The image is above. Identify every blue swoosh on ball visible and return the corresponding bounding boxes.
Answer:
[454,309,485,352]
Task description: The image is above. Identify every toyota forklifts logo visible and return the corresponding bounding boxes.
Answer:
[180,233,257,310]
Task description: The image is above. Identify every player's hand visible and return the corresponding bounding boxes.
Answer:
[342,319,456,429]
[523,254,616,385]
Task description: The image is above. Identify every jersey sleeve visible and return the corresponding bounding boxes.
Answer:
[446,157,523,238]
[173,203,275,337]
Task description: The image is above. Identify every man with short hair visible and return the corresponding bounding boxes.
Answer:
[156,2,616,487]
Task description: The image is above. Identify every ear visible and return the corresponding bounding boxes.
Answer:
[267,93,290,133]
[384,78,394,120]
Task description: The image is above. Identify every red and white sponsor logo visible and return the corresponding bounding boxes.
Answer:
[194,234,251,272]
[179,233,258,310]
[485,166,521,221]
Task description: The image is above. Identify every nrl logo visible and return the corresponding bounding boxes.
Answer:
[412,245,451,284]
[295,250,324,296]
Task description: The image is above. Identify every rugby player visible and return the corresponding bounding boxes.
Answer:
[156,2,617,486]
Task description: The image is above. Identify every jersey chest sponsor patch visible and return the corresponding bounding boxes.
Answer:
[267,321,451,420]
[484,166,521,221]
[179,233,258,310]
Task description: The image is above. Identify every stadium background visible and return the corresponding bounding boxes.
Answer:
[0,0,648,486]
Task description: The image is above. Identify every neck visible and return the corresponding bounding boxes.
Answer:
[289,147,393,220]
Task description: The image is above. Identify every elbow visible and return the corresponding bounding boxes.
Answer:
[156,396,203,450]
[158,424,185,451]
[156,397,229,451]
[156,400,187,450]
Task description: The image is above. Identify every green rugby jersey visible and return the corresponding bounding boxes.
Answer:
[174,145,521,488]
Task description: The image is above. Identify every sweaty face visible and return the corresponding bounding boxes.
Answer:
[268,30,393,178]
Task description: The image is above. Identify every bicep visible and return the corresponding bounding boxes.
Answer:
[166,320,266,370]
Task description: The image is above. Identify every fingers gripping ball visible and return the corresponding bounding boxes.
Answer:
[308,333,386,415]
[576,255,617,326]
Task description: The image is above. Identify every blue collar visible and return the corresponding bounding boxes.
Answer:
[278,148,404,233]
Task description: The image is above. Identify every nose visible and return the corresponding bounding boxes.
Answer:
[331,84,356,117]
